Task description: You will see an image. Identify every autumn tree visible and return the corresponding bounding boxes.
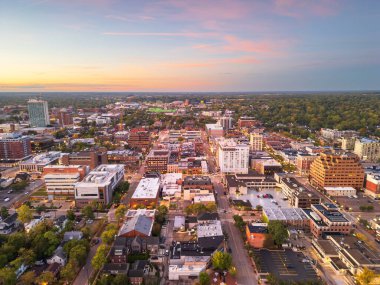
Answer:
[16,204,33,223]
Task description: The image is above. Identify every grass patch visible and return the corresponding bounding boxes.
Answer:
[148,108,176,113]
[31,188,47,196]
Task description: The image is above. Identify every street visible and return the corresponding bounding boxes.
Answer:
[213,176,259,285]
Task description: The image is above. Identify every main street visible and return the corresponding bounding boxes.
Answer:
[213,176,258,285]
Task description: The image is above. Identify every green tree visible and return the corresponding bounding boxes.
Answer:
[69,244,88,267]
[60,261,77,283]
[92,244,108,271]
[0,206,9,219]
[81,205,95,220]
[101,228,117,245]
[356,267,376,285]
[115,204,127,225]
[66,209,76,221]
[0,267,16,285]
[199,271,211,285]
[268,221,289,246]
[212,251,232,271]
[19,271,36,285]
[113,274,129,285]
[16,204,33,224]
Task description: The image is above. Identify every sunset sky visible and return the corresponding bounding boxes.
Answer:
[0,0,379,92]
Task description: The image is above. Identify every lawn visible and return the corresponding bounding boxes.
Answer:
[148,107,176,113]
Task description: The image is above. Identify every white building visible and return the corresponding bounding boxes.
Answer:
[250,132,263,151]
[217,138,249,174]
[19,151,61,173]
[74,164,124,207]
[354,138,380,162]
[130,177,160,207]
[324,186,357,197]
[217,116,233,130]
[161,173,182,200]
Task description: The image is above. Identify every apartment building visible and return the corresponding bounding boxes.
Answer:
[354,138,380,162]
[364,169,380,199]
[238,117,258,128]
[217,138,249,174]
[74,164,124,207]
[295,154,317,175]
[324,187,356,197]
[309,152,365,190]
[0,133,32,162]
[128,128,150,151]
[250,132,263,151]
[43,165,89,199]
[145,149,170,173]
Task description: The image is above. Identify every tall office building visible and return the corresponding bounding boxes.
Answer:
[217,138,249,174]
[250,132,263,151]
[27,99,50,127]
[309,152,364,190]
[353,138,380,162]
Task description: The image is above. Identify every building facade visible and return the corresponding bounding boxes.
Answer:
[217,139,249,174]
[28,99,50,127]
[250,132,263,151]
[74,164,124,207]
[309,152,365,190]
[354,138,380,162]
[0,133,32,162]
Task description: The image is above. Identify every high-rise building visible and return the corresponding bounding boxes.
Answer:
[250,132,263,151]
[58,108,73,127]
[353,138,380,162]
[217,138,249,174]
[0,133,32,161]
[309,152,364,190]
[217,116,233,130]
[27,99,50,127]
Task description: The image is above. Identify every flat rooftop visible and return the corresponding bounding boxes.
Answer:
[76,164,123,186]
[132,177,160,199]
[197,220,223,238]
[264,208,309,221]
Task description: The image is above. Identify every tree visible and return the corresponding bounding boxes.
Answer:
[60,261,77,282]
[19,271,35,285]
[16,204,33,224]
[0,267,16,285]
[356,267,376,285]
[101,228,117,245]
[92,244,108,271]
[81,205,94,220]
[115,204,127,225]
[66,209,76,221]
[199,271,211,285]
[212,251,232,271]
[36,271,55,284]
[268,221,289,246]
[113,274,129,285]
[69,244,88,266]
[0,206,9,219]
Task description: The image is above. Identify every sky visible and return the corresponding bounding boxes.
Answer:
[0,0,379,92]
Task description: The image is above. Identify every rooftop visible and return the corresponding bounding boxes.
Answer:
[197,220,223,238]
[76,164,124,186]
[118,215,153,236]
[132,177,160,199]
[264,208,309,221]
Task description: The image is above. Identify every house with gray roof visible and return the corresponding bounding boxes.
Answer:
[118,215,154,237]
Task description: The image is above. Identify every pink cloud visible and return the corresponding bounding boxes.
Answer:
[166,56,259,69]
[273,0,340,18]
[192,35,294,56]
[102,32,217,38]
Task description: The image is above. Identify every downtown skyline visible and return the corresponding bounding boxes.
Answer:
[0,0,379,92]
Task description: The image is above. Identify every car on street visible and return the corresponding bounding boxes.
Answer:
[4,197,10,202]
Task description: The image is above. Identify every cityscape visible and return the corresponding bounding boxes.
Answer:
[1,1,380,285]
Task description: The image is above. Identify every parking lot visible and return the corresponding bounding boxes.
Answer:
[255,249,319,282]
[235,188,290,210]
[333,193,380,212]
